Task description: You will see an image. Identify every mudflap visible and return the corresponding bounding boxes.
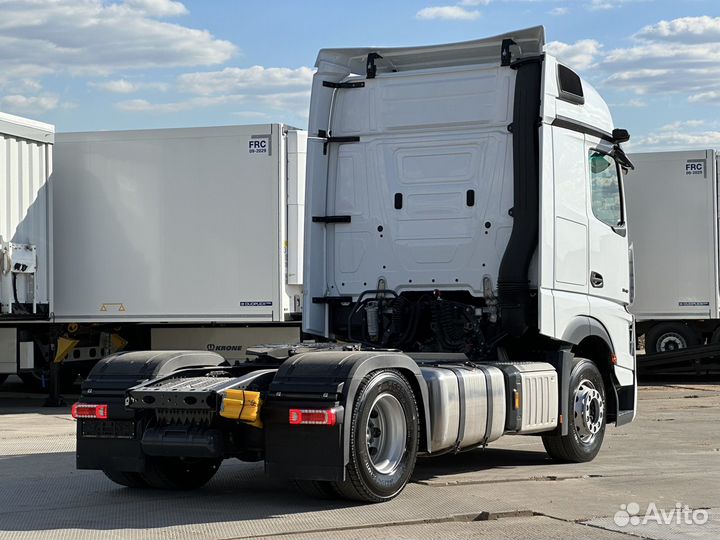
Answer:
[76,350,226,472]
[263,350,431,482]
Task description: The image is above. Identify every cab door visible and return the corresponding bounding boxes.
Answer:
[585,142,630,306]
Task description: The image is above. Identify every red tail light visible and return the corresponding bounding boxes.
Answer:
[289,408,337,426]
[71,403,108,420]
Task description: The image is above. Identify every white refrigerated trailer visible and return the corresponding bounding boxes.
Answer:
[625,149,720,354]
[0,111,54,385]
[2,123,307,385]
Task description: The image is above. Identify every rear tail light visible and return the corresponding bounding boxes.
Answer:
[289,408,337,426]
[71,403,108,420]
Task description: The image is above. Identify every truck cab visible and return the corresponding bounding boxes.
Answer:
[305,26,635,411]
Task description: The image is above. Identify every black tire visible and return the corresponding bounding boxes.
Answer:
[645,323,699,353]
[331,370,419,503]
[103,469,148,488]
[293,480,339,499]
[140,457,221,490]
[0,374,8,386]
[710,326,720,344]
[542,360,606,463]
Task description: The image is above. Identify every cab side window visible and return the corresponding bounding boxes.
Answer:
[589,151,623,227]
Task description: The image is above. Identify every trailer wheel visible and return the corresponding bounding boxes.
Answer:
[710,326,720,344]
[332,370,419,503]
[102,469,148,488]
[141,457,221,490]
[0,374,8,386]
[542,360,606,463]
[645,323,698,353]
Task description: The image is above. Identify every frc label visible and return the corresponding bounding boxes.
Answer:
[685,159,706,177]
[249,135,271,155]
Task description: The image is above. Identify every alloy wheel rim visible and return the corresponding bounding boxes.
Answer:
[366,393,407,475]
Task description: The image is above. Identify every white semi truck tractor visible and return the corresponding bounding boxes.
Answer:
[73,27,637,502]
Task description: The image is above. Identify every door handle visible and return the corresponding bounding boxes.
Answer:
[590,271,604,288]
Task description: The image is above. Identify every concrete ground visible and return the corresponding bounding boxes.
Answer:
[1,378,719,540]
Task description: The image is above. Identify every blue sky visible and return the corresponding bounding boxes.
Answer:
[1,0,718,150]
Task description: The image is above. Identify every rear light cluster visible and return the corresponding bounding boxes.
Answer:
[71,403,108,420]
[289,408,337,426]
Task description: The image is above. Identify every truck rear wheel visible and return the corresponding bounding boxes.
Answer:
[332,370,419,502]
[542,360,606,463]
[645,323,698,353]
[141,457,221,490]
[103,469,148,488]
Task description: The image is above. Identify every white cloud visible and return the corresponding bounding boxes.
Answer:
[1,94,59,114]
[628,120,720,151]
[115,66,313,120]
[0,0,236,78]
[636,16,720,44]
[631,129,720,151]
[625,99,647,108]
[177,66,314,95]
[458,0,490,5]
[0,77,42,94]
[0,0,235,112]
[688,91,720,104]
[124,0,188,17]
[660,120,706,131]
[588,0,615,10]
[89,79,169,93]
[232,111,271,119]
[545,39,602,70]
[611,98,647,108]
[416,6,481,21]
[116,91,312,117]
[600,17,720,100]
[587,0,646,10]
[550,7,569,15]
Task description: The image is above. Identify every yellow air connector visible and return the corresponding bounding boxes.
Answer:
[220,389,263,428]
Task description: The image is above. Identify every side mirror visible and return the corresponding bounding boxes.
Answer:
[612,128,630,143]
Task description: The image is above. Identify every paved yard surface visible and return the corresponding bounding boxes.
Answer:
[1,379,718,539]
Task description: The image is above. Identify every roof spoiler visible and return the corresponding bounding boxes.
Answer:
[315,26,545,75]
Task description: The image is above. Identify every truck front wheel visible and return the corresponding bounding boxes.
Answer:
[332,370,419,502]
[141,457,221,490]
[542,360,606,463]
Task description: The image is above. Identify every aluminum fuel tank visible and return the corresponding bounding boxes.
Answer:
[420,364,506,453]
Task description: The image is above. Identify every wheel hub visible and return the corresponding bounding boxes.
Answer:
[574,380,604,444]
[366,393,406,475]
[657,333,686,352]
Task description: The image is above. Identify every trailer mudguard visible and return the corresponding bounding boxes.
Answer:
[82,350,227,397]
[264,350,432,482]
[77,350,226,471]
